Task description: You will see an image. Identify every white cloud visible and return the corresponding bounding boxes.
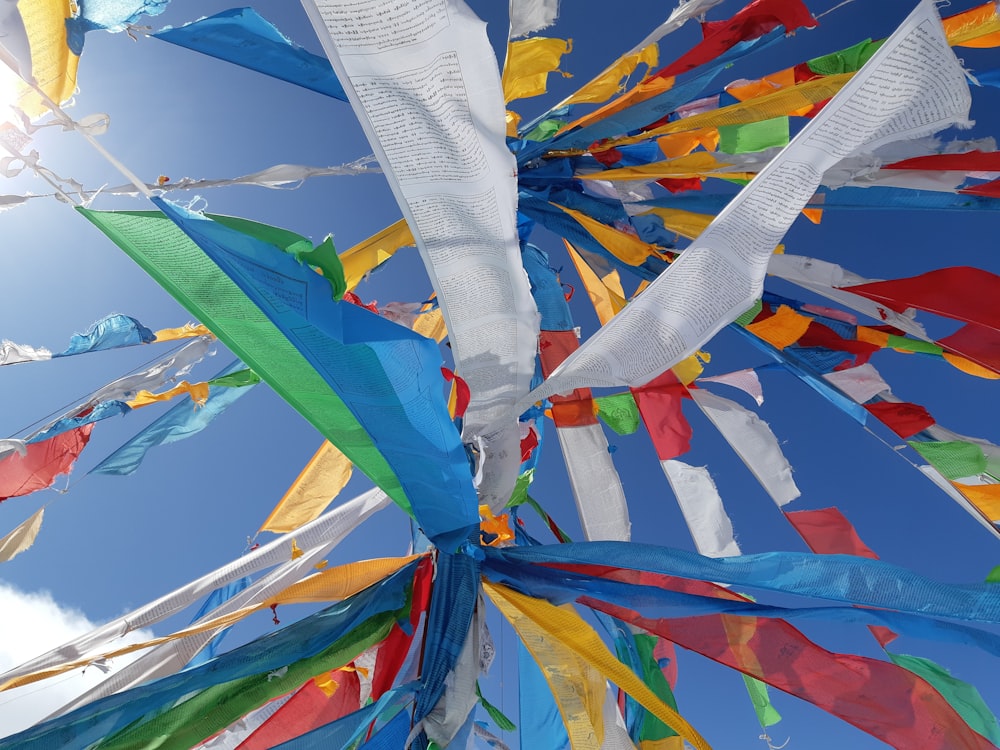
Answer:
[0,582,152,739]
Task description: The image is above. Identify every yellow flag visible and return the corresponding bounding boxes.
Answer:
[502,37,572,104]
[565,240,625,326]
[609,73,851,148]
[564,41,659,106]
[412,307,448,343]
[944,2,1000,47]
[484,580,711,750]
[340,220,415,291]
[259,441,354,534]
[17,0,79,119]
[555,204,661,266]
[639,206,713,241]
[128,380,210,409]
[577,151,733,182]
[153,323,213,343]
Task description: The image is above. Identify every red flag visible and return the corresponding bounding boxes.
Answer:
[842,267,1000,332]
[0,425,93,501]
[864,401,935,438]
[656,0,817,79]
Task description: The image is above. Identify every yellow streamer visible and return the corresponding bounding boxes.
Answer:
[17,0,79,119]
[640,206,714,241]
[153,323,213,343]
[555,204,661,266]
[0,555,421,694]
[502,37,572,104]
[943,352,1000,380]
[657,129,719,158]
[484,580,711,750]
[577,151,733,183]
[413,307,448,343]
[944,2,1000,47]
[563,41,659,106]
[259,441,354,534]
[565,240,626,326]
[340,220,415,291]
[606,73,851,149]
[128,380,210,409]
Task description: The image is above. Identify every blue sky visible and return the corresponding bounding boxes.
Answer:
[0,0,999,747]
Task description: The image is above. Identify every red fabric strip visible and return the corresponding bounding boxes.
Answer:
[657,0,817,79]
[237,669,361,750]
[542,562,990,750]
[538,330,598,427]
[0,425,93,501]
[841,267,1000,332]
[797,321,879,365]
[632,372,692,460]
[940,322,1000,375]
[960,178,1000,198]
[885,150,1000,171]
[785,507,879,559]
[864,401,935,438]
[783,507,897,646]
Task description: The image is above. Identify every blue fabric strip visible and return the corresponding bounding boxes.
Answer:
[54,314,155,357]
[89,359,253,476]
[483,553,1000,657]
[153,8,346,101]
[0,563,417,750]
[153,198,477,550]
[484,543,1000,624]
[414,553,480,724]
[29,400,131,444]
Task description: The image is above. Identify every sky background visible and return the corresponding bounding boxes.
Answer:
[0,0,999,747]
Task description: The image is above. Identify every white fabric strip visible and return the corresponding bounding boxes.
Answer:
[0,507,44,563]
[301,0,539,511]
[698,368,764,406]
[662,460,741,558]
[0,488,390,684]
[0,340,51,365]
[521,0,968,407]
[49,533,351,715]
[690,388,800,507]
[556,423,631,541]
[508,0,560,39]
[822,363,891,404]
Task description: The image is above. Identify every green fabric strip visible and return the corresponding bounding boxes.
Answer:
[595,392,641,435]
[807,38,883,76]
[888,651,1000,744]
[208,215,347,300]
[634,633,680,741]
[94,610,397,750]
[887,334,943,356]
[742,674,782,728]
[908,440,987,480]
[78,207,408,512]
[477,682,517,731]
[719,116,789,155]
[735,300,764,327]
[207,368,261,388]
